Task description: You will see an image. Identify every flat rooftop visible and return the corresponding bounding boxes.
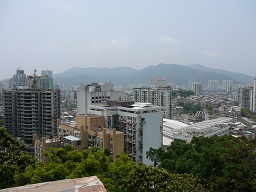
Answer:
[0,176,106,192]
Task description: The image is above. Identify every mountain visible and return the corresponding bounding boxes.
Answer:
[54,66,137,78]
[187,64,253,84]
[53,64,245,86]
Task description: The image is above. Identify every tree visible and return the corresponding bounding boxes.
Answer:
[146,147,165,167]
[0,127,36,189]
[105,153,135,191]
[149,135,256,191]
[241,108,256,120]
[122,163,208,192]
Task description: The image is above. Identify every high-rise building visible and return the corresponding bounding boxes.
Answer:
[253,76,256,112]
[0,81,3,104]
[222,80,233,91]
[77,82,126,114]
[238,86,254,110]
[88,101,163,165]
[208,80,220,90]
[3,89,60,146]
[4,73,60,153]
[133,87,172,119]
[9,68,28,89]
[192,82,203,95]
[38,70,53,90]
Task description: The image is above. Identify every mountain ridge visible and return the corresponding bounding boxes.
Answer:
[53,64,253,86]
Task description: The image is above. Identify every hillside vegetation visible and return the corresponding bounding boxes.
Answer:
[1,127,256,191]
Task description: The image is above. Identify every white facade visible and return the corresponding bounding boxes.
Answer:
[88,102,163,165]
[253,76,256,112]
[77,82,126,114]
[133,87,172,119]
[238,86,254,111]
[171,117,232,142]
[192,82,202,95]
[162,119,188,147]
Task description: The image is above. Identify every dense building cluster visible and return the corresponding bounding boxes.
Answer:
[1,69,256,167]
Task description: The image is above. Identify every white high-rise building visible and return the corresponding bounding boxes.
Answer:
[192,82,203,95]
[208,80,220,90]
[88,101,163,165]
[77,82,126,114]
[133,87,172,119]
[222,80,233,90]
[238,86,254,110]
[253,76,256,112]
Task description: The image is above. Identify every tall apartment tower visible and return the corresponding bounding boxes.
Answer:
[9,68,28,89]
[253,76,256,112]
[238,86,254,110]
[192,82,203,95]
[4,69,60,152]
[77,82,126,114]
[3,89,60,148]
[133,87,172,119]
[39,70,53,90]
[88,101,163,165]
[222,80,233,90]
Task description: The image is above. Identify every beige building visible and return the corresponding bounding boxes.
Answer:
[34,114,124,163]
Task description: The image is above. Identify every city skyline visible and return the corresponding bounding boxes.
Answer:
[1,0,255,79]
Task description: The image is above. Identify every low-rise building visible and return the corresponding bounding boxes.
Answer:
[34,114,124,163]
[164,117,232,142]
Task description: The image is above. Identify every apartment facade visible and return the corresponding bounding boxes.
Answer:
[3,89,60,149]
[192,82,203,95]
[238,86,254,110]
[133,87,172,119]
[88,101,163,165]
[35,114,124,163]
[9,68,28,89]
[77,82,126,114]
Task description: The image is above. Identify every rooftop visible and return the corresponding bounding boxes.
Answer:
[0,176,106,192]
[64,135,80,141]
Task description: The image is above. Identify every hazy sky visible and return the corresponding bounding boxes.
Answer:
[0,0,255,79]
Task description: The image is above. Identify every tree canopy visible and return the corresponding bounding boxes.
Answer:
[3,126,256,192]
[12,144,209,192]
[241,108,256,120]
[0,127,36,189]
[172,89,195,98]
[147,135,256,192]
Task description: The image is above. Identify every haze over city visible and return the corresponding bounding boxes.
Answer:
[0,0,255,79]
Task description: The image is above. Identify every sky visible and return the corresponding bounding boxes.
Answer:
[0,0,256,79]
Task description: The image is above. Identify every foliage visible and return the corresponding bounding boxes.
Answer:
[0,127,36,189]
[0,119,3,126]
[12,144,209,192]
[148,135,256,192]
[5,127,256,192]
[172,89,195,98]
[179,101,202,114]
[122,163,208,192]
[205,104,213,115]
[241,108,256,120]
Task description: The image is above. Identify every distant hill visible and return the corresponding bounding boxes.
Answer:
[53,64,247,86]
[54,66,137,78]
[187,64,253,84]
